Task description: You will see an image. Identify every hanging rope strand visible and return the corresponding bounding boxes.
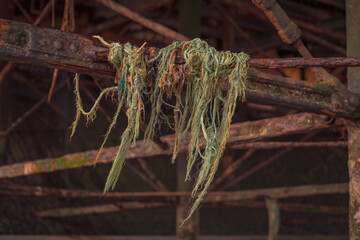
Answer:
[70,37,249,225]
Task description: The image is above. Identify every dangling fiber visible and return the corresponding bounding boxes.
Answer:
[70,37,249,225]
[70,73,117,140]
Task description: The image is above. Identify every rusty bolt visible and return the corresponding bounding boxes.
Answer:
[70,43,79,52]
[39,39,49,46]
[53,40,63,50]
[8,34,21,45]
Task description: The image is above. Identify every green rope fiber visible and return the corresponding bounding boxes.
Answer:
[70,37,249,225]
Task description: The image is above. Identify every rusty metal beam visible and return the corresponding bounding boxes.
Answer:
[0,182,348,200]
[94,0,189,42]
[0,19,359,118]
[220,131,318,191]
[249,0,348,105]
[0,79,66,138]
[0,112,338,179]
[37,202,172,217]
[229,141,347,150]
[0,235,349,240]
[35,200,348,218]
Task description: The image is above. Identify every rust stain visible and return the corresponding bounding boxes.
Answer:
[355,206,360,223]
[24,162,37,175]
[321,109,335,117]
[0,19,10,40]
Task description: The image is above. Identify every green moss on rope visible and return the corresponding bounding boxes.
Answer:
[70,36,249,225]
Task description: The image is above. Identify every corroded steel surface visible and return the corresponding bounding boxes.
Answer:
[347,0,360,238]
[251,0,301,44]
[0,19,359,118]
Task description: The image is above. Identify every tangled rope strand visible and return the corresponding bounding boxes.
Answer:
[70,37,249,225]
[70,73,117,140]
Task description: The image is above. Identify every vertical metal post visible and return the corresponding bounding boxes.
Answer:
[176,1,200,239]
[266,199,280,240]
[176,155,199,240]
[346,0,360,239]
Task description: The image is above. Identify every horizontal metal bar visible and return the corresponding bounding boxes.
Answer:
[0,235,349,240]
[0,182,348,200]
[0,112,338,179]
[0,19,359,118]
[35,200,347,217]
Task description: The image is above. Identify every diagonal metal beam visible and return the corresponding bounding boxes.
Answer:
[94,0,189,42]
[0,112,338,179]
[219,131,318,190]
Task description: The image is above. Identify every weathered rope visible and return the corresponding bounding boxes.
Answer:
[70,37,249,225]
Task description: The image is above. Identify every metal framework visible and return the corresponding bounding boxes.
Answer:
[0,0,357,239]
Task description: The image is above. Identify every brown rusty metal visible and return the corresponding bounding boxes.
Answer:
[0,0,55,86]
[212,149,256,189]
[346,121,360,239]
[136,157,168,191]
[229,141,347,150]
[223,200,348,215]
[0,19,113,77]
[251,0,301,45]
[220,131,318,191]
[35,200,348,218]
[37,202,173,217]
[0,79,66,138]
[14,0,34,24]
[94,0,189,42]
[126,161,166,191]
[0,61,14,86]
[1,20,359,118]
[214,2,268,58]
[82,0,173,36]
[249,57,360,69]
[33,0,55,26]
[0,182,348,201]
[346,0,360,237]
[250,0,348,107]
[246,69,360,119]
[0,112,338,179]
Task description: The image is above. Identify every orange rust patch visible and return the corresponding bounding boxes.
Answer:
[24,162,37,175]
[321,109,335,117]
[0,19,10,40]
